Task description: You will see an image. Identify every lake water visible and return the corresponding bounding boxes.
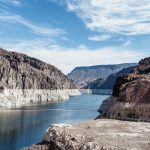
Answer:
[0,93,110,150]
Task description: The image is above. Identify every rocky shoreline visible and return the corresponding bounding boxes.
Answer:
[0,89,80,108]
[23,57,150,150]
[99,57,150,121]
[98,96,150,122]
[24,119,150,150]
[0,48,80,108]
[1,48,149,149]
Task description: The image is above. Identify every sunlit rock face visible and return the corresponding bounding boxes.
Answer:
[99,57,150,121]
[0,89,80,108]
[0,48,80,108]
[68,63,137,88]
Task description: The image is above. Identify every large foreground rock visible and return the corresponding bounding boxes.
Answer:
[24,119,150,150]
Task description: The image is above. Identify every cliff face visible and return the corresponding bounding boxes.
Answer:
[99,57,150,121]
[0,48,76,90]
[68,63,137,88]
[0,48,79,108]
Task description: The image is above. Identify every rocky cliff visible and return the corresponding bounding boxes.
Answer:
[0,48,80,108]
[68,63,137,88]
[99,57,150,121]
[84,66,134,90]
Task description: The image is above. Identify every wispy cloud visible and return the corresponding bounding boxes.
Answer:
[0,0,148,74]
[0,11,66,37]
[1,39,147,74]
[66,0,150,35]
[88,34,111,41]
[0,38,55,51]
[0,0,21,7]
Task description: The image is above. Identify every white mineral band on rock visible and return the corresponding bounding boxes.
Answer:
[0,89,81,108]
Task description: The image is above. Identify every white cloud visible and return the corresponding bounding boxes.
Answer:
[88,34,111,41]
[0,39,147,74]
[122,40,131,47]
[0,0,148,74]
[66,0,150,35]
[0,0,21,7]
[24,47,146,74]
[0,10,66,37]
[0,38,54,51]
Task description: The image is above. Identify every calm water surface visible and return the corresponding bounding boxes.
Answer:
[0,93,110,150]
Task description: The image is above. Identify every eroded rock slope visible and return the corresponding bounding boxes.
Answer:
[0,48,76,89]
[99,57,150,121]
[0,48,79,108]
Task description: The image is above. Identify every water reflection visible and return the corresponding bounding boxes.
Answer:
[0,94,110,150]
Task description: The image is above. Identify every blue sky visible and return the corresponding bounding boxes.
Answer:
[0,0,149,73]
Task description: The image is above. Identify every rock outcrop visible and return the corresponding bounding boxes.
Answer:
[0,48,80,108]
[68,63,137,88]
[24,119,150,150]
[99,57,150,121]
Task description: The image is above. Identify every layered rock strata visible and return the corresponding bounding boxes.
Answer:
[0,48,80,108]
[0,89,80,108]
[99,57,150,121]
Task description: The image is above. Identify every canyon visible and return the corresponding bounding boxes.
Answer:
[24,56,150,150]
[1,48,149,149]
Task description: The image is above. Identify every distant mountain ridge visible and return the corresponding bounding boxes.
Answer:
[84,66,135,89]
[68,63,137,88]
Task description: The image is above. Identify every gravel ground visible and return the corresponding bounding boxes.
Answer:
[24,119,150,150]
